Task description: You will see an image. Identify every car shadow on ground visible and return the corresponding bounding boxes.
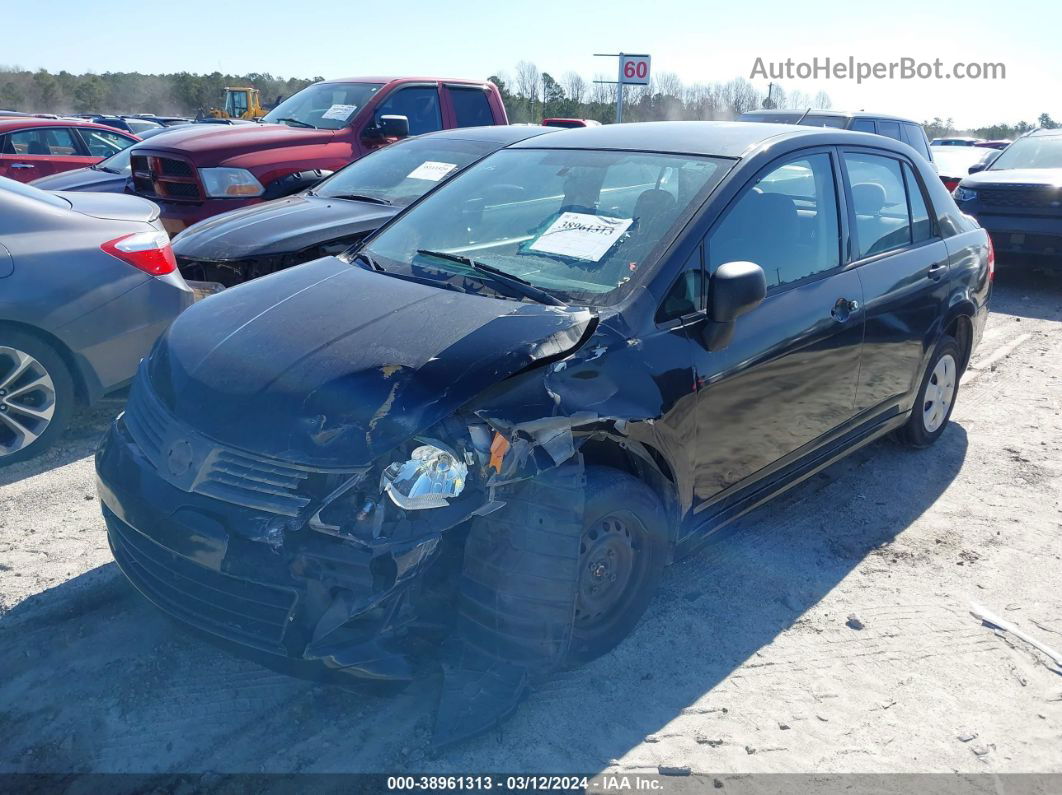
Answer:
[0,425,968,774]
[0,397,125,488]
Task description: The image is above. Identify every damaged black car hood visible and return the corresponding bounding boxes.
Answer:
[171,194,397,260]
[148,256,594,467]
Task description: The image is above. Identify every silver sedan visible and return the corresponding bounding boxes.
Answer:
[0,177,194,463]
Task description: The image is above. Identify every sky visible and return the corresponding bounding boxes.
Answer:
[2,0,1057,129]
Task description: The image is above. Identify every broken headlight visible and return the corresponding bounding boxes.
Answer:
[381,445,468,510]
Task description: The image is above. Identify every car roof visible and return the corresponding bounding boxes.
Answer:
[326,76,492,87]
[1029,128,1062,138]
[741,109,920,124]
[0,117,136,133]
[417,124,557,145]
[508,120,847,157]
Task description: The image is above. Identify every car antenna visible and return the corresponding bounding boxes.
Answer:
[795,107,812,125]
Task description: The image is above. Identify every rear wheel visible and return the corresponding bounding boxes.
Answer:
[0,331,75,465]
[896,335,960,449]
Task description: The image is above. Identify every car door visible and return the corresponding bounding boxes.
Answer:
[841,149,951,414]
[689,148,865,511]
[0,127,90,181]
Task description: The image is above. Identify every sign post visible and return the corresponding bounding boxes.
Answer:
[594,52,651,124]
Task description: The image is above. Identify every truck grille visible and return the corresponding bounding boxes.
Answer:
[107,507,297,653]
[123,379,350,516]
[131,153,203,201]
[980,187,1062,209]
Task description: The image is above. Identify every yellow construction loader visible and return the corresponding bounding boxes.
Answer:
[207,87,268,121]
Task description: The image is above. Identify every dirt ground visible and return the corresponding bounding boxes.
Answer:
[1,264,1060,777]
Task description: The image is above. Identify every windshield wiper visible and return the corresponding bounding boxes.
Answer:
[354,251,386,272]
[416,249,565,306]
[273,117,314,128]
[325,193,392,205]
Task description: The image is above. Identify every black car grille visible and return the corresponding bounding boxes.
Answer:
[196,450,312,515]
[176,234,368,288]
[130,153,203,201]
[107,508,297,653]
[980,187,1062,209]
[123,381,339,517]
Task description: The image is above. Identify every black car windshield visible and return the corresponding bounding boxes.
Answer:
[262,82,384,130]
[362,148,728,305]
[314,136,496,206]
[989,136,1062,170]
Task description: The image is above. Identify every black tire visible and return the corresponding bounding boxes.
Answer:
[568,467,669,664]
[896,335,961,449]
[457,464,669,671]
[0,329,76,465]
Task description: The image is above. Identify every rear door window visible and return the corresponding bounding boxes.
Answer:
[78,127,135,158]
[901,123,932,160]
[903,162,933,244]
[843,153,912,258]
[876,121,903,141]
[448,86,494,128]
[374,86,443,136]
[849,119,876,133]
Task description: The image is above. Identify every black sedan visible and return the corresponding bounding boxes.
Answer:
[97,121,991,744]
[172,125,559,287]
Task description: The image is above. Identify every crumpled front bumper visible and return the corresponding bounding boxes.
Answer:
[96,416,444,681]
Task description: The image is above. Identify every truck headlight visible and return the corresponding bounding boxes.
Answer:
[199,167,264,198]
[954,186,977,202]
[381,445,468,510]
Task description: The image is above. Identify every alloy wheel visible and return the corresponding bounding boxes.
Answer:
[0,346,57,457]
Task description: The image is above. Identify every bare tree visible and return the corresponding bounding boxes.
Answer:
[514,60,540,121]
[813,90,832,110]
[562,71,586,107]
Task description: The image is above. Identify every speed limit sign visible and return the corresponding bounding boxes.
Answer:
[619,54,651,85]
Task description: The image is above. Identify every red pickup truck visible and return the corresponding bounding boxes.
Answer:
[129,77,508,234]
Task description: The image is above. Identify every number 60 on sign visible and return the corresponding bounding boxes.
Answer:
[619,54,651,85]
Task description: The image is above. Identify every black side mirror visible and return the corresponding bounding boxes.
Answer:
[701,260,767,352]
[968,163,987,174]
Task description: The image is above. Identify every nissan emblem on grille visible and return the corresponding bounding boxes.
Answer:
[166,439,194,477]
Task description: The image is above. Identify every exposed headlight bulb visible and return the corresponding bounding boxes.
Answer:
[381,445,468,510]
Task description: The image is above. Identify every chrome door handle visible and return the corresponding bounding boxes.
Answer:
[10,163,36,169]
[831,297,860,322]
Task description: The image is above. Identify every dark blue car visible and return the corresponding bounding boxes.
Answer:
[953,127,1062,263]
[96,121,992,745]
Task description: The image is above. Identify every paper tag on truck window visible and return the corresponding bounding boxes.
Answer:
[321,104,358,121]
[407,161,459,181]
[528,212,633,262]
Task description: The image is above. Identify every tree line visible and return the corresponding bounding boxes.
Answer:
[1,64,1054,140]
[489,61,833,124]
[0,67,319,115]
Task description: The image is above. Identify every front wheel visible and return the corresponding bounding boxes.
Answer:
[568,468,668,664]
[896,335,961,449]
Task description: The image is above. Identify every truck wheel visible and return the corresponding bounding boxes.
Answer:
[896,335,961,449]
[0,331,75,465]
[568,467,668,664]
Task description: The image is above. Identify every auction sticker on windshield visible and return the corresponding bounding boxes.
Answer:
[321,104,358,121]
[529,212,633,261]
[407,161,459,181]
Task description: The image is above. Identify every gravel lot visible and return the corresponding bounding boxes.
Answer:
[1,264,1060,776]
